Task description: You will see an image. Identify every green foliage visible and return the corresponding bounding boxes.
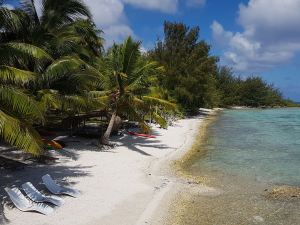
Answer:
[96,37,177,132]
[0,110,43,156]
[0,65,36,85]
[282,99,300,107]
[150,22,220,114]
[0,85,44,154]
[216,66,288,107]
[0,1,103,154]
[0,87,44,121]
[40,0,92,30]
[0,1,294,153]
[0,7,23,33]
[0,42,47,155]
[0,42,52,70]
[216,66,242,107]
[240,77,283,107]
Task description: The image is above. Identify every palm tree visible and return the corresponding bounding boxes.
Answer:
[0,3,103,154]
[96,37,177,145]
[0,42,52,155]
[36,55,104,117]
[2,0,102,58]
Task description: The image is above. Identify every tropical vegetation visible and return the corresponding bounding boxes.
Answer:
[0,1,296,155]
[94,37,176,145]
[216,66,294,107]
[149,22,220,114]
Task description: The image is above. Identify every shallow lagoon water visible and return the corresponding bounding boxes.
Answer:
[168,109,300,225]
[194,108,300,186]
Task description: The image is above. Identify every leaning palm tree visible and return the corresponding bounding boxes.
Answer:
[95,37,177,145]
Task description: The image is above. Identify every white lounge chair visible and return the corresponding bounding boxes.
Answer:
[4,187,53,215]
[22,182,65,206]
[42,174,80,197]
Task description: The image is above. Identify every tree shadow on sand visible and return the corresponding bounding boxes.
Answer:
[111,133,173,156]
[0,162,92,224]
[0,125,179,223]
[59,131,172,157]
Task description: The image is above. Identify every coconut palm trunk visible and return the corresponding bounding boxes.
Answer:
[100,111,117,145]
[96,37,176,145]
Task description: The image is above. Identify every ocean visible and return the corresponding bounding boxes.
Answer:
[194,108,300,186]
[168,108,300,225]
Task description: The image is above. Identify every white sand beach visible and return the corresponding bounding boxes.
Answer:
[0,114,211,225]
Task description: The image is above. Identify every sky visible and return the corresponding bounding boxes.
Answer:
[4,0,300,101]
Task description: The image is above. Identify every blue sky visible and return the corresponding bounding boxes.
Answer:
[5,0,300,101]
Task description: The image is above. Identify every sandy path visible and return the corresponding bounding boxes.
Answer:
[0,115,206,225]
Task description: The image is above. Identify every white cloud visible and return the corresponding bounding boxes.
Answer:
[86,0,125,27]
[211,21,233,47]
[83,0,180,47]
[104,24,134,46]
[139,45,147,54]
[187,0,206,7]
[84,0,133,47]
[211,0,300,72]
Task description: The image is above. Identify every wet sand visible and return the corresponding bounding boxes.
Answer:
[155,110,300,225]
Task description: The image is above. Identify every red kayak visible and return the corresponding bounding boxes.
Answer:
[128,131,156,138]
[42,139,63,150]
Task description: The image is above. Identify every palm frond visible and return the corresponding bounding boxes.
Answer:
[0,66,36,85]
[4,42,52,60]
[41,0,92,29]
[43,56,83,83]
[0,42,52,67]
[122,103,150,133]
[128,61,164,89]
[152,112,168,129]
[37,89,61,110]
[87,90,111,98]
[0,7,22,33]
[131,96,149,111]
[141,96,177,111]
[43,56,102,84]
[93,98,107,110]
[62,94,104,112]
[62,95,87,111]
[121,36,141,75]
[69,73,102,90]
[59,19,103,56]
[0,86,44,121]
[0,110,43,155]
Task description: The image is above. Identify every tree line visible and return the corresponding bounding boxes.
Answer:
[0,1,296,155]
[149,22,297,113]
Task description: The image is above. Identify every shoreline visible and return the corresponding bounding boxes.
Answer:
[155,108,300,225]
[147,110,221,225]
[0,111,215,225]
[135,111,217,225]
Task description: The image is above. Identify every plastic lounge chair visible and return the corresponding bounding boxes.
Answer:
[42,174,80,197]
[22,182,65,206]
[4,187,53,215]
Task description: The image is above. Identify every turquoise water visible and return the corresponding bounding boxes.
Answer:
[171,108,300,225]
[195,108,300,186]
